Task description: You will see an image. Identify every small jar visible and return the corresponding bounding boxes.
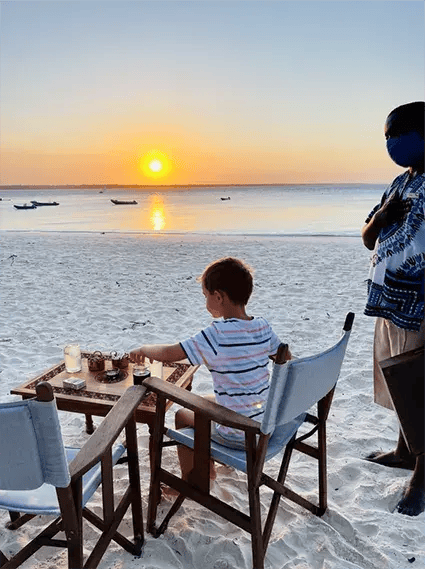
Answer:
[88,351,105,371]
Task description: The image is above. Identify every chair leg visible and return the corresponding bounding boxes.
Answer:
[5,513,36,531]
[154,494,186,537]
[125,418,144,552]
[56,486,84,569]
[317,421,327,515]
[1,517,63,569]
[246,433,265,569]
[7,512,19,525]
[147,396,167,534]
[248,487,264,569]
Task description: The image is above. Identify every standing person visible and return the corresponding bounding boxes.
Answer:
[362,101,425,516]
[130,257,289,480]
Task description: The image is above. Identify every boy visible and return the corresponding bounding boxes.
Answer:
[362,101,425,516]
[130,257,288,479]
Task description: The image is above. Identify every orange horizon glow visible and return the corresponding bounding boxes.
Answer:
[0,141,404,186]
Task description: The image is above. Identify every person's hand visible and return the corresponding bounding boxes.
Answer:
[374,195,411,229]
[129,347,145,364]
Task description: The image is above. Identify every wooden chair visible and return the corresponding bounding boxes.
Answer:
[0,382,146,569]
[144,313,354,569]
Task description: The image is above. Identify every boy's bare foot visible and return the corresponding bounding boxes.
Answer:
[365,450,416,470]
[396,486,425,516]
[160,484,181,499]
[210,464,217,481]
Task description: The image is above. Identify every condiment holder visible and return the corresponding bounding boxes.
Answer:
[111,351,130,369]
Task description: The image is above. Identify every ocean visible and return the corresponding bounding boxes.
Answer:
[0,184,385,236]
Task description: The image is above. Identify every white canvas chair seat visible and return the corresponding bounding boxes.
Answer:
[144,312,354,569]
[0,381,146,569]
[0,445,125,516]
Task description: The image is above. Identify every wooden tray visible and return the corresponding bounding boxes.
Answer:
[12,351,198,414]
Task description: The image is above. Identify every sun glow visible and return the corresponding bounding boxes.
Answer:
[140,151,172,180]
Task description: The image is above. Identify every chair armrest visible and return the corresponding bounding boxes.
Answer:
[143,376,261,434]
[69,384,147,480]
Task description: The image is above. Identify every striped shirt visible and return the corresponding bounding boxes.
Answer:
[180,317,281,444]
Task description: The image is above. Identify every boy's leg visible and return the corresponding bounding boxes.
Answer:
[175,408,196,481]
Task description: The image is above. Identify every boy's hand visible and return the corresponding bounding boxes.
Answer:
[129,348,145,364]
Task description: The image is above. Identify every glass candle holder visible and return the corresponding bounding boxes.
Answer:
[64,343,82,373]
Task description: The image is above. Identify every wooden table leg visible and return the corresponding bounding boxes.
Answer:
[85,413,95,434]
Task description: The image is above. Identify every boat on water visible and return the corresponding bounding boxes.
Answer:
[111,199,138,205]
[30,200,59,206]
[14,203,37,210]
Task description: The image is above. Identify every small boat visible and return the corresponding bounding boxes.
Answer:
[14,203,37,210]
[220,197,231,201]
[111,199,138,205]
[30,201,59,206]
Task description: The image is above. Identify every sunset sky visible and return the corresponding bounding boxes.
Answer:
[1,1,424,186]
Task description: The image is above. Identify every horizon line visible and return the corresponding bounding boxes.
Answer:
[0,181,387,190]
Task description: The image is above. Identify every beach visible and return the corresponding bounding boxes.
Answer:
[0,231,423,569]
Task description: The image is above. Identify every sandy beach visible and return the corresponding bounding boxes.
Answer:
[0,231,423,569]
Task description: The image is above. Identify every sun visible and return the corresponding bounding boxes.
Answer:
[140,151,172,180]
[149,159,163,173]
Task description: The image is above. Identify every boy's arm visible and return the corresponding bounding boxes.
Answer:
[130,343,186,364]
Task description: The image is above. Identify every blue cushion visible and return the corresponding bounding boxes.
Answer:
[0,444,126,516]
[166,413,305,474]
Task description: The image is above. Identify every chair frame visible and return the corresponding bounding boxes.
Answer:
[0,381,146,569]
[144,313,354,569]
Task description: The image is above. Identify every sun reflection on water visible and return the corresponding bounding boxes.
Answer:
[150,194,166,231]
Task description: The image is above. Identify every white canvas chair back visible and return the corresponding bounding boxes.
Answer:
[0,397,70,491]
[261,323,352,435]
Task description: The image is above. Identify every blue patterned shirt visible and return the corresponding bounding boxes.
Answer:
[364,172,425,331]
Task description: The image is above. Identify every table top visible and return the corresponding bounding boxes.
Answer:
[11,351,199,419]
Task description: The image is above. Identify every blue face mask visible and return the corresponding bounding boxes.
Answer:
[386,131,424,168]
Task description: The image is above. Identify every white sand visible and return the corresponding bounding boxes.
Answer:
[0,231,423,569]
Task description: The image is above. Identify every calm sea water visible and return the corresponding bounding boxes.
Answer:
[0,184,386,236]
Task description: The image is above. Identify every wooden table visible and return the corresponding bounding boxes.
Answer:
[11,351,199,436]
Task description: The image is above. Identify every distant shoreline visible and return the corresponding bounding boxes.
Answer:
[0,182,384,190]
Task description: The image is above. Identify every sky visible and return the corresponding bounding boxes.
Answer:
[0,1,424,186]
